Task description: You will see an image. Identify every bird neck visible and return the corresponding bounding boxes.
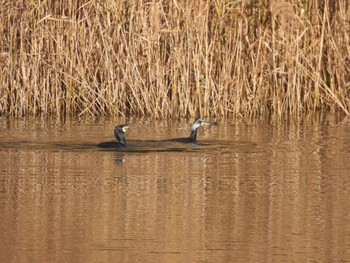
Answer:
[117,136,127,146]
[115,130,127,147]
[189,128,198,142]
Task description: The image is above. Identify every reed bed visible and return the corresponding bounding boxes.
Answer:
[1,0,349,119]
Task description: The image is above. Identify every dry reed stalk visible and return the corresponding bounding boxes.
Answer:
[0,0,349,119]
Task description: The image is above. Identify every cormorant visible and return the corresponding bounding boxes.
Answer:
[97,124,129,148]
[166,118,212,143]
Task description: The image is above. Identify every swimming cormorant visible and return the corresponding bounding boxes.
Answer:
[97,124,129,148]
[166,118,212,143]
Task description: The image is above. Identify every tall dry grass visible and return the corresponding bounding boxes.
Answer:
[1,0,349,118]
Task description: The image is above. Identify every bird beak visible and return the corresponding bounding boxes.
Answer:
[201,120,212,126]
[122,125,129,133]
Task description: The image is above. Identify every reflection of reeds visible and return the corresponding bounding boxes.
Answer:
[1,0,349,118]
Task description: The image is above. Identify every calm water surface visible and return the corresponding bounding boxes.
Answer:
[1,117,350,263]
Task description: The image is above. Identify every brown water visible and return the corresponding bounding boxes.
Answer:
[1,117,350,263]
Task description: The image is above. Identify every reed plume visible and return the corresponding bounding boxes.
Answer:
[1,0,349,118]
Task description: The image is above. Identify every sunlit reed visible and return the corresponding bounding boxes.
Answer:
[1,0,349,118]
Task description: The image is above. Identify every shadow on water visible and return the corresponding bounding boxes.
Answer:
[95,139,258,154]
[96,140,215,153]
[0,139,257,154]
